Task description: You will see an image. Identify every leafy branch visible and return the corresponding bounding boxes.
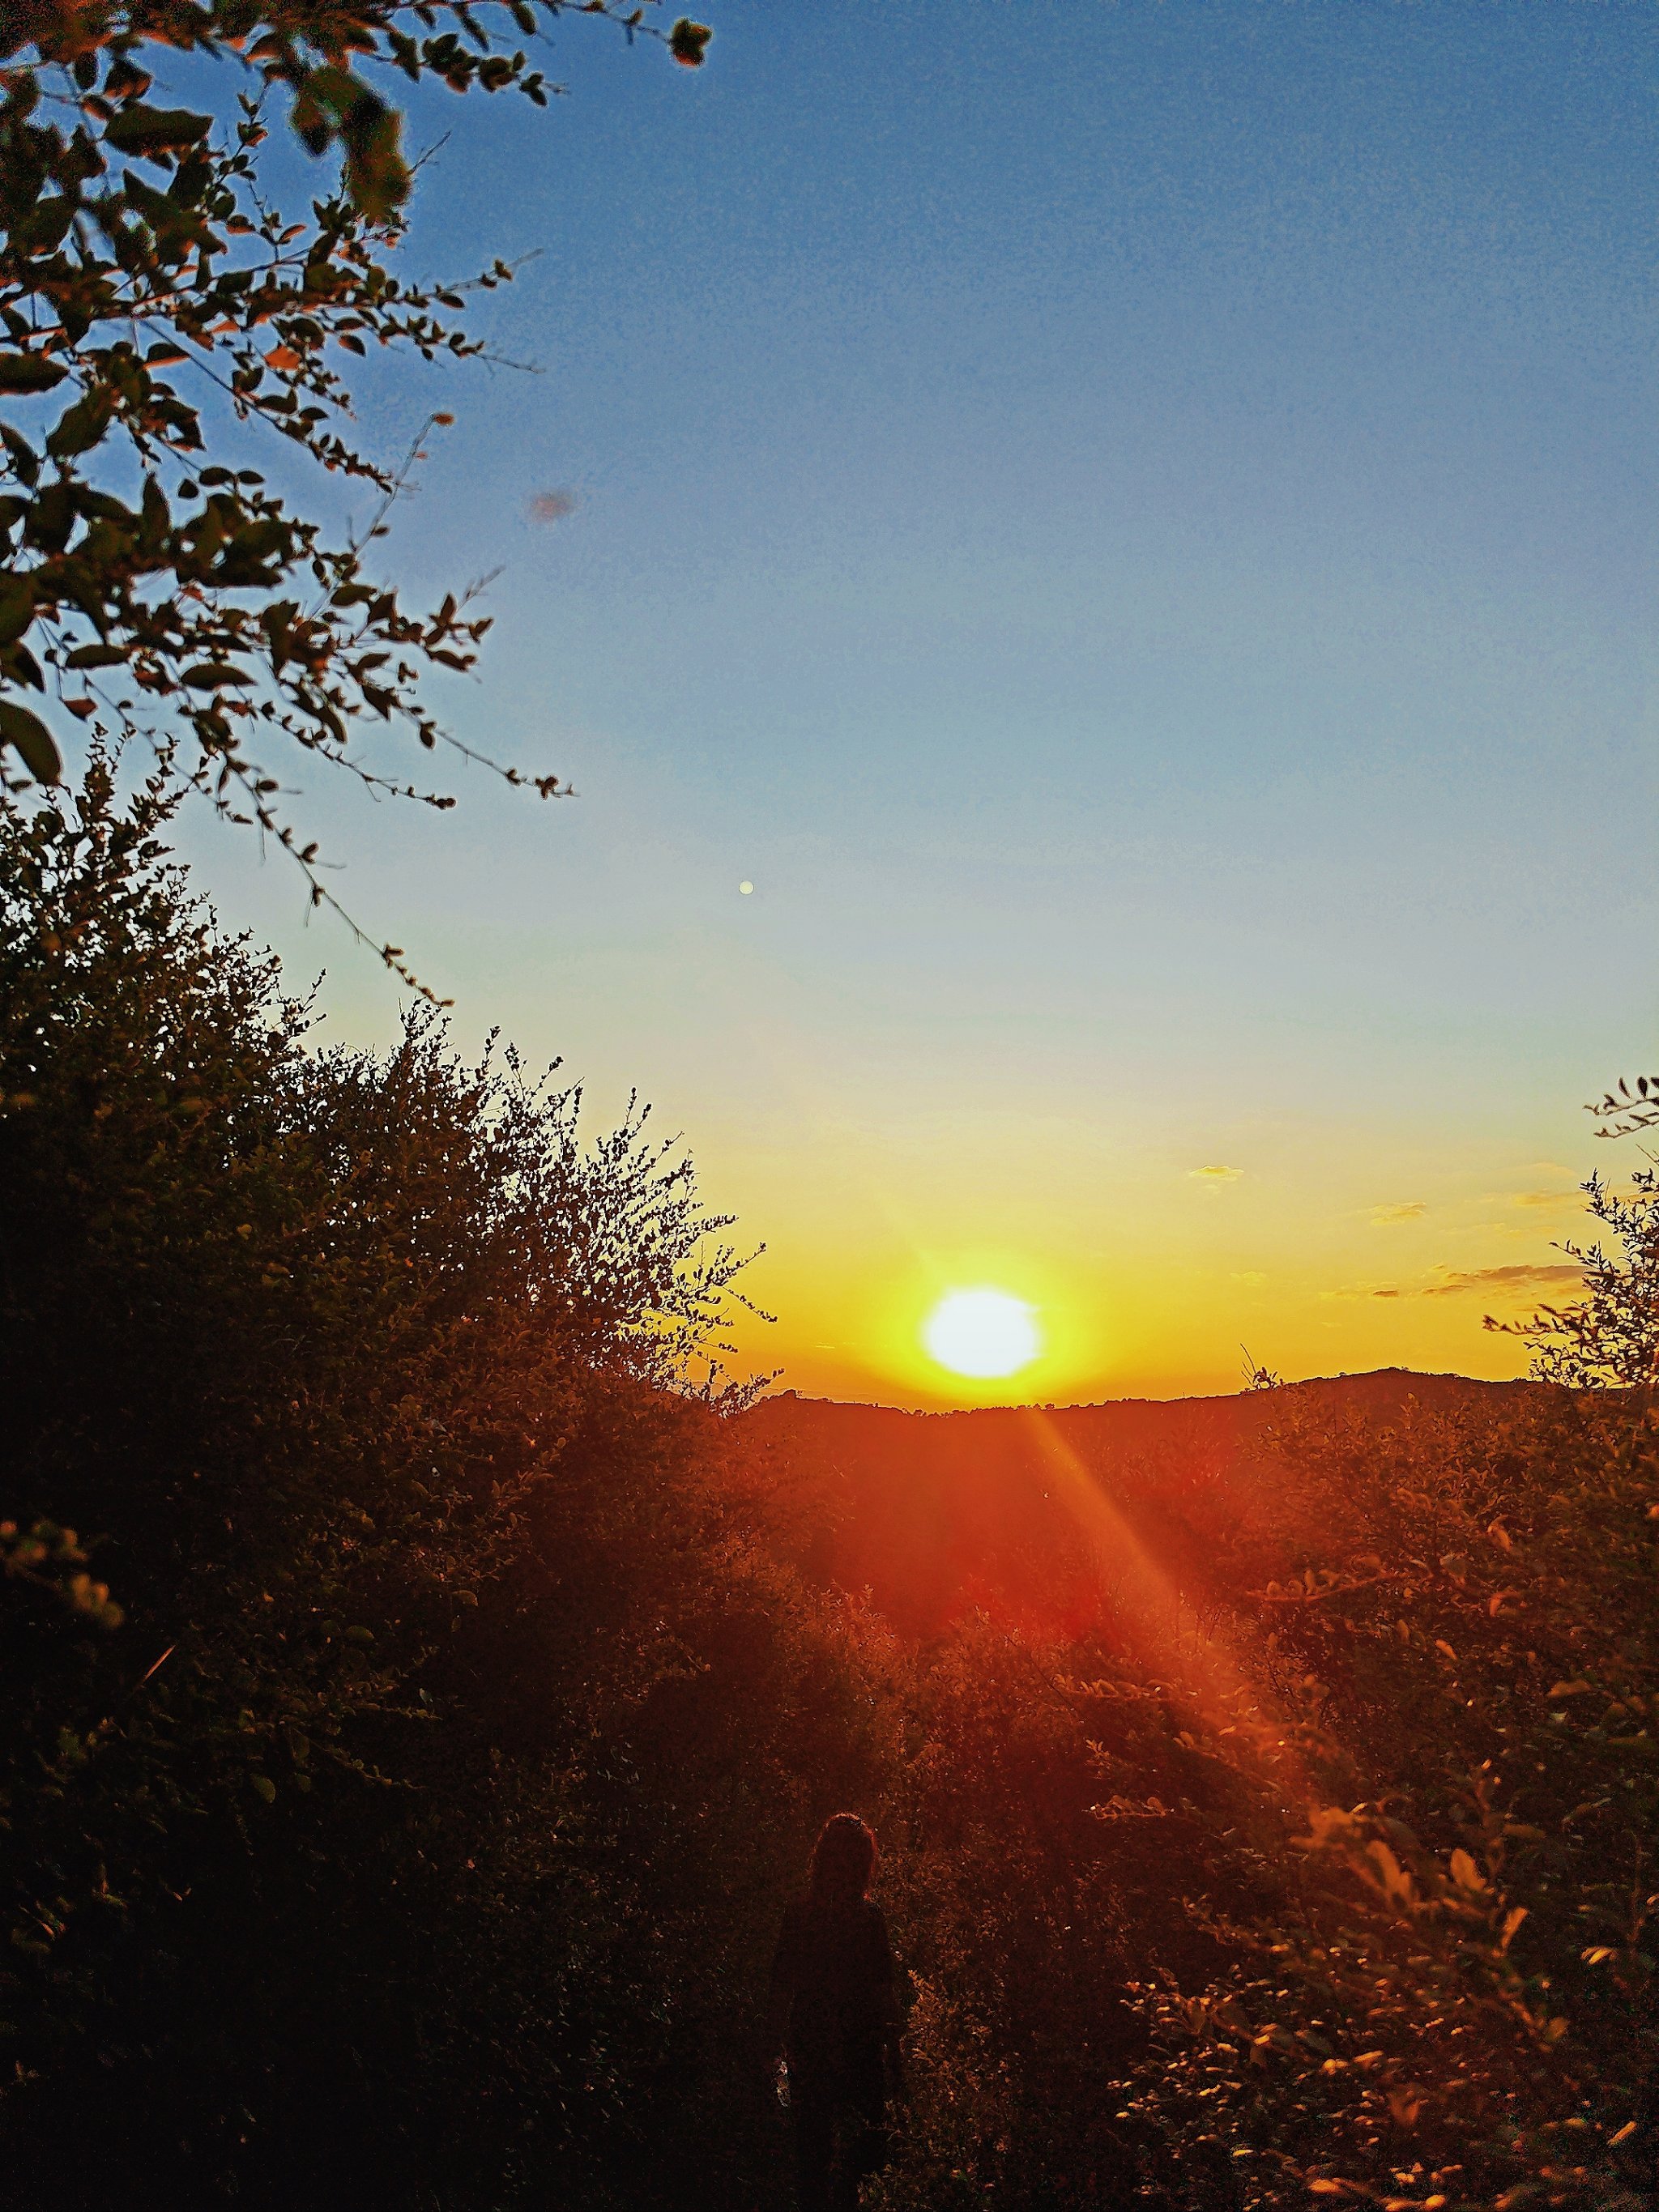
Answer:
[1,0,712,989]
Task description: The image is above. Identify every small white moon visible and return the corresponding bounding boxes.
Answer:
[739,880,754,895]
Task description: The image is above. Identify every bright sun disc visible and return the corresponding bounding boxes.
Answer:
[923,1288,1042,1379]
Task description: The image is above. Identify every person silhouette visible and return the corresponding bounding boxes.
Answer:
[768,1814,903,2212]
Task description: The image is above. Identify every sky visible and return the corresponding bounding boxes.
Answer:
[176,0,1657,1408]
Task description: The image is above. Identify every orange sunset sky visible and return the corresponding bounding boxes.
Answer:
[177,1,1654,1406]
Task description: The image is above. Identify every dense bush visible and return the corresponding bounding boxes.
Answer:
[0,761,884,2207]
[4,766,1653,2210]
[1107,1384,1657,2212]
[854,1387,1657,2212]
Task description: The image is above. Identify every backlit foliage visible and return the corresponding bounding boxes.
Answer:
[1,0,709,984]
[1489,1169,1659,1390]
[2,769,1653,2206]
[1104,1388,1657,2212]
[0,762,833,2209]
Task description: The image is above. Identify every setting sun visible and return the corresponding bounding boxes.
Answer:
[923,1288,1043,1379]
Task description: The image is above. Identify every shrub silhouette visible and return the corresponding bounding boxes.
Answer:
[0,761,883,2208]
[4,765,1654,2210]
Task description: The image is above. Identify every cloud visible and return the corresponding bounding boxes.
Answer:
[1512,1188,1584,1210]
[1230,1270,1266,1287]
[528,488,579,523]
[1371,1201,1427,1225]
[1363,1262,1582,1302]
[1417,1264,1581,1299]
[1189,1165,1243,1183]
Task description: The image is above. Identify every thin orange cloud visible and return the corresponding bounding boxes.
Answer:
[1420,1262,1581,1298]
[1188,1164,1243,1183]
[1363,1261,1581,1302]
[1371,1200,1427,1225]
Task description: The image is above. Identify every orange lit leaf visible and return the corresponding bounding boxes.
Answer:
[668,16,712,65]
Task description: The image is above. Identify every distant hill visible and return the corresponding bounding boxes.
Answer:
[740,1370,1542,1639]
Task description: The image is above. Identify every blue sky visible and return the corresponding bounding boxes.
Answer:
[181,0,1657,1399]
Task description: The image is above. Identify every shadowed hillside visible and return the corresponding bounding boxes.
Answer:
[744,1371,1541,1639]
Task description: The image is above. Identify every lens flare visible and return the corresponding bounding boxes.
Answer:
[923,1288,1042,1379]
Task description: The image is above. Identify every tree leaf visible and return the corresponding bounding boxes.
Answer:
[0,577,34,646]
[668,17,712,66]
[1448,1848,1484,1893]
[342,104,409,225]
[104,104,212,159]
[0,699,62,782]
[0,352,69,395]
[46,388,114,460]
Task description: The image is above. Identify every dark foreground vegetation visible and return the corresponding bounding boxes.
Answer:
[4,772,1656,2211]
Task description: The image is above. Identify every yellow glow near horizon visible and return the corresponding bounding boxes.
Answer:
[690,1111,1573,1406]
[923,1287,1043,1379]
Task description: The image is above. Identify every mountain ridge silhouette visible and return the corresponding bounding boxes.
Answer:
[741,1368,1544,1638]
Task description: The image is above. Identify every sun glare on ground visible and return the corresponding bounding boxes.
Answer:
[923,1288,1043,1380]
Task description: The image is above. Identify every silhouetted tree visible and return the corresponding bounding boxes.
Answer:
[1490,1168,1659,1389]
[0,760,885,2210]
[1,0,709,984]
